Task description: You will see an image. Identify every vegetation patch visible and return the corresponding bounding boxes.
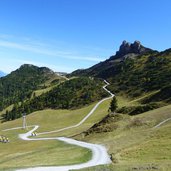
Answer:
[2,77,108,121]
[117,102,163,115]
[84,114,123,135]
[0,64,58,111]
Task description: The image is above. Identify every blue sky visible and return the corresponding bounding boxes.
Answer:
[0,0,171,73]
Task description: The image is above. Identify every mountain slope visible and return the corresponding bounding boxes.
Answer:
[76,105,171,171]
[2,77,108,121]
[0,64,58,110]
[71,41,171,103]
[71,40,156,77]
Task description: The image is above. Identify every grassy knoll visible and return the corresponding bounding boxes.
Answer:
[74,104,171,171]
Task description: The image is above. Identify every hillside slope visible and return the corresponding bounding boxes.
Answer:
[71,40,156,77]
[75,104,171,171]
[0,64,60,111]
[2,77,108,121]
[71,41,171,105]
[0,93,112,170]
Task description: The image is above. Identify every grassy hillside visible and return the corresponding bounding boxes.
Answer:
[0,95,113,170]
[0,79,171,170]
[2,77,108,122]
[71,43,171,111]
[31,74,67,98]
[1,42,171,170]
[107,50,171,99]
[74,104,171,171]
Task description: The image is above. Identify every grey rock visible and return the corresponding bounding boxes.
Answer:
[114,40,153,59]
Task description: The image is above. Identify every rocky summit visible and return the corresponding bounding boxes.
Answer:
[112,40,154,59]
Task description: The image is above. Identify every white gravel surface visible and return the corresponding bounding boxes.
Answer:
[17,125,111,171]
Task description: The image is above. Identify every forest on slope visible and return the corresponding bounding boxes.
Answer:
[71,41,171,113]
[2,77,108,121]
[0,64,57,111]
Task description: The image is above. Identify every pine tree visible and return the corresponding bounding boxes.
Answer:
[109,96,118,112]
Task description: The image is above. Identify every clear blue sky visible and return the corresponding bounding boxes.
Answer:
[0,0,171,73]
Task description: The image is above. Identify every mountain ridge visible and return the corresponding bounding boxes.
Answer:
[70,40,171,105]
[111,40,155,60]
[71,40,157,77]
[0,64,57,110]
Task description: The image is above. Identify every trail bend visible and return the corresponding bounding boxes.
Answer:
[6,80,113,171]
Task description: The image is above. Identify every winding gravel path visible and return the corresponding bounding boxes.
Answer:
[38,80,114,136]
[4,80,113,171]
[17,125,111,171]
[153,117,171,128]
[3,79,171,171]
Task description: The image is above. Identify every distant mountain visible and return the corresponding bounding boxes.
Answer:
[0,71,7,77]
[0,64,57,110]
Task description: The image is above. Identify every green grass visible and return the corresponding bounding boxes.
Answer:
[0,129,91,171]
[73,163,171,171]
[0,101,102,132]
[40,74,66,87]
[1,93,171,171]
[32,86,54,97]
[117,95,140,107]
[0,105,14,115]
[74,104,171,171]
[120,125,171,163]
[31,74,67,98]
[36,98,112,138]
[128,90,160,104]
[0,125,92,170]
[0,97,112,170]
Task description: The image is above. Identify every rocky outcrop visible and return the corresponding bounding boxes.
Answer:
[112,40,154,60]
[70,40,157,77]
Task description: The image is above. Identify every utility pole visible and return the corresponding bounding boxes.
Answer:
[22,113,27,129]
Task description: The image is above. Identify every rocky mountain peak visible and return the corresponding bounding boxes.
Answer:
[114,40,153,59]
[119,40,131,54]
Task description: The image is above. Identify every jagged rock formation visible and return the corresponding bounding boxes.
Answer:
[70,40,156,77]
[110,40,154,60]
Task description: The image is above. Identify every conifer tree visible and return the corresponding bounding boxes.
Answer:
[109,96,118,112]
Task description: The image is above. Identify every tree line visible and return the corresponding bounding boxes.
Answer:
[2,77,108,121]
